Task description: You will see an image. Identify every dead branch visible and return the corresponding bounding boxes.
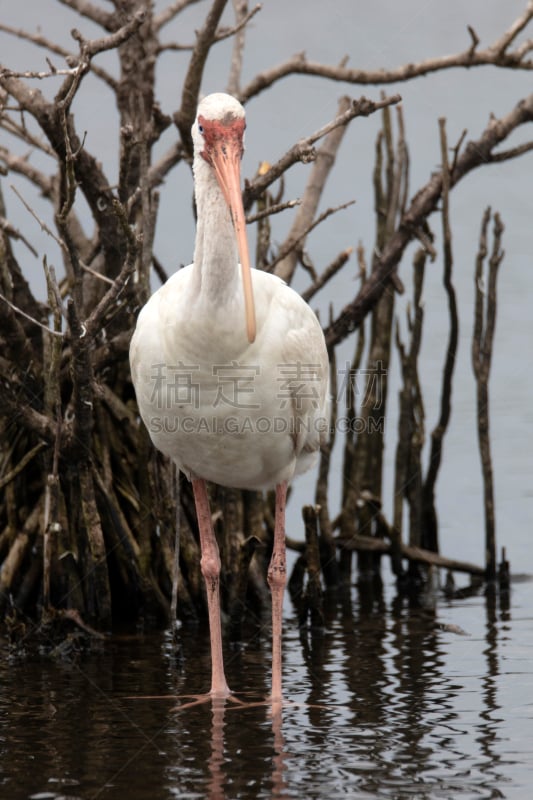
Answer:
[244,93,402,208]
[348,103,408,577]
[157,3,261,53]
[336,532,486,577]
[266,200,355,275]
[240,3,533,101]
[173,0,229,151]
[0,72,128,279]
[55,9,147,110]
[314,330,339,588]
[472,208,504,580]
[275,95,353,283]
[154,0,204,32]
[0,149,53,197]
[0,215,38,257]
[422,118,459,553]
[324,92,533,347]
[0,442,47,490]
[246,198,300,225]
[0,22,117,89]
[227,0,248,96]
[301,247,353,304]
[225,2,261,95]
[57,0,116,30]
[393,247,426,554]
[1,0,530,636]
[301,505,324,627]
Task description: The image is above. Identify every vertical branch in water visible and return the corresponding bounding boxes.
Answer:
[472,208,504,581]
[352,102,408,577]
[302,505,324,627]
[67,297,112,626]
[422,117,459,554]
[42,260,63,611]
[338,245,366,584]
[315,315,338,587]
[393,249,426,581]
[170,464,181,626]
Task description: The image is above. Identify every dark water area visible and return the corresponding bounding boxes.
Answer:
[2,575,532,800]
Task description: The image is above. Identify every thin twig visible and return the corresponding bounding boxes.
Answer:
[301,247,353,303]
[472,208,504,580]
[246,198,300,224]
[154,0,203,31]
[0,442,47,490]
[266,200,355,273]
[244,94,402,209]
[0,290,63,337]
[173,0,229,152]
[422,118,459,553]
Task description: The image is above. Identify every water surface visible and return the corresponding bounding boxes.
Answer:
[2,575,532,799]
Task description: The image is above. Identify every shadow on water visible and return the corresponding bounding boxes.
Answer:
[0,578,529,800]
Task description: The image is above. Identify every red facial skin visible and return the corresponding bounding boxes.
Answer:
[198,114,246,165]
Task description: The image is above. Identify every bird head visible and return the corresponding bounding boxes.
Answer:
[193,93,256,344]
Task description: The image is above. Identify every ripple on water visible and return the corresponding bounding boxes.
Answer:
[1,580,533,799]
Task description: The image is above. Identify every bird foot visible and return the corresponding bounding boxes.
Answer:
[172,691,245,711]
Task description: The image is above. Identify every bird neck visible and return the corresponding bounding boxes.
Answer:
[192,157,240,303]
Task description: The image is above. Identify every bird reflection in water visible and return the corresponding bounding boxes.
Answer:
[203,699,288,800]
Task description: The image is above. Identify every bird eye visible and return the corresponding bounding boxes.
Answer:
[198,123,204,135]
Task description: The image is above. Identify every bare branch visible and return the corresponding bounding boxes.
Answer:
[514,37,533,60]
[246,198,300,224]
[274,95,353,283]
[10,184,66,251]
[467,25,480,58]
[324,92,533,347]
[267,200,355,274]
[227,0,250,96]
[221,2,261,57]
[244,93,401,208]
[301,247,353,303]
[0,66,78,81]
[240,6,533,101]
[0,215,38,257]
[0,64,129,279]
[0,115,56,159]
[0,290,63,338]
[0,22,117,90]
[57,0,116,31]
[421,118,459,553]
[488,139,533,161]
[147,141,186,189]
[0,441,47,490]
[156,2,260,52]
[56,9,147,108]
[490,0,533,56]
[472,208,504,580]
[173,0,230,152]
[154,0,203,32]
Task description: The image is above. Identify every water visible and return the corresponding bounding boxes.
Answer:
[2,574,532,799]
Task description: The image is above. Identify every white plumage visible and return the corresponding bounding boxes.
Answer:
[130,93,329,703]
[130,265,329,489]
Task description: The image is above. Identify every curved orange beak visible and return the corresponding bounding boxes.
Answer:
[209,137,256,344]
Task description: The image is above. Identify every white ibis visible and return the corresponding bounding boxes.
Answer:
[130,93,329,704]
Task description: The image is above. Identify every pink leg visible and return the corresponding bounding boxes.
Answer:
[267,481,288,704]
[192,478,231,698]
